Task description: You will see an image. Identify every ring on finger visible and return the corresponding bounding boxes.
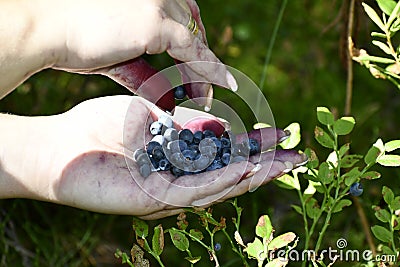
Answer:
[186,15,199,36]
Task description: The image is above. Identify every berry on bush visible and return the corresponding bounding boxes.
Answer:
[350,182,363,196]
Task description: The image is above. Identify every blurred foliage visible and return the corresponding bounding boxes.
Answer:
[1,0,400,266]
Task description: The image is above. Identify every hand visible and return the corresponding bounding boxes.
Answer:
[0,0,237,108]
[54,0,237,110]
[44,96,306,219]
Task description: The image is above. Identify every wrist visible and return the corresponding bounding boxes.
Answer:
[0,113,63,201]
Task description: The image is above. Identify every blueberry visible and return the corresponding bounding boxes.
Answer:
[159,159,171,171]
[151,147,165,161]
[179,129,194,144]
[214,243,221,251]
[158,114,173,128]
[163,128,178,142]
[169,152,186,168]
[221,147,231,155]
[167,140,188,153]
[221,153,231,166]
[151,135,165,146]
[133,148,146,161]
[139,164,152,178]
[350,182,363,196]
[171,166,185,177]
[194,155,211,171]
[182,149,197,161]
[146,141,162,155]
[136,153,151,165]
[249,138,260,156]
[220,137,231,149]
[174,85,186,100]
[193,131,204,144]
[150,157,159,169]
[203,129,216,138]
[206,159,224,171]
[150,121,163,135]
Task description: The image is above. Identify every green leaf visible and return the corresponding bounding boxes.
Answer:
[362,2,387,32]
[314,126,335,149]
[291,205,303,215]
[317,107,334,125]
[169,228,189,251]
[341,154,363,168]
[354,55,396,64]
[132,217,149,238]
[364,139,385,165]
[371,31,387,38]
[381,245,396,256]
[384,140,400,152]
[343,168,361,186]
[377,0,397,15]
[305,198,320,219]
[333,117,355,135]
[382,186,394,205]
[243,238,264,259]
[339,143,350,158]
[256,215,273,240]
[152,224,164,256]
[189,229,204,241]
[304,148,319,169]
[318,162,333,184]
[372,40,392,55]
[361,171,381,180]
[280,122,301,149]
[387,0,400,26]
[274,174,300,190]
[264,258,288,267]
[390,196,400,210]
[185,256,201,264]
[268,232,296,250]
[332,199,352,213]
[371,225,392,243]
[377,154,400,166]
[375,209,391,223]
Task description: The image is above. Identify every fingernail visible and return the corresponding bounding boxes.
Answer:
[296,153,309,167]
[226,71,238,91]
[283,161,294,173]
[245,164,262,178]
[279,130,291,143]
[204,85,213,112]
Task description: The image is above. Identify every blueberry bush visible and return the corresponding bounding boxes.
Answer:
[1,1,400,266]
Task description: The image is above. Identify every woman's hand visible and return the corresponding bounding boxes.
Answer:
[0,0,236,110]
[0,96,306,219]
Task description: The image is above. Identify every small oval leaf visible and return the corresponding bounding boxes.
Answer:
[317,107,334,125]
[314,126,335,149]
[333,117,355,135]
[256,215,273,239]
[268,232,297,250]
[371,225,392,243]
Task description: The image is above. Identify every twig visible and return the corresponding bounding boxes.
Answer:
[345,0,377,257]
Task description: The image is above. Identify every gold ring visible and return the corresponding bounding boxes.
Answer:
[186,15,199,35]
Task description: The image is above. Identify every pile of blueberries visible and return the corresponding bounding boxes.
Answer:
[133,86,261,178]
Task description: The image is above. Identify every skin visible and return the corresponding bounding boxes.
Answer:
[0,0,306,219]
[0,0,237,110]
[0,96,307,219]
